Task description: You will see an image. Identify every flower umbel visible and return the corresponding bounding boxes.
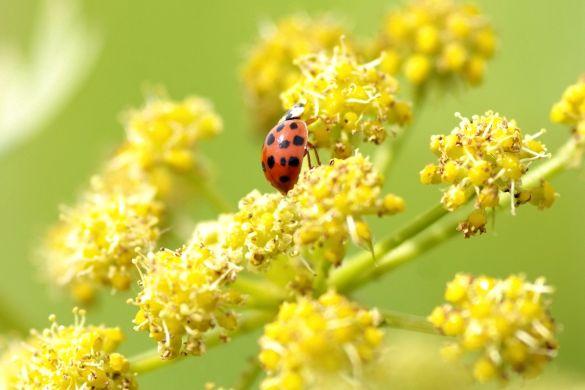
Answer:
[0,308,136,389]
[242,15,346,132]
[550,75,585,138]
[44,178,162,303]
[376,0,496,87]
[428,274,558,383]
[419,111,553,237]
[290,153,404,265]
[115,94,222,175]
[130,243,243,359]
[281,41,411,158]
[259,291,384,390]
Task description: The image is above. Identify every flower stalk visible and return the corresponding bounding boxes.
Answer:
[331,137,582,293]
[382,309,438,335]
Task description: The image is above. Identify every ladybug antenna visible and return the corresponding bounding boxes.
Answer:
[280,102,305,122]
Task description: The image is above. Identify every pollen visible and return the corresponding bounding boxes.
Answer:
[375,0,496,87]
[242,15,346,132]
[289,152,404,265]
[258,291,384,389]
[419,111,553,237]
[0,309,136,389]
[428,273,558,383]
[281,41,412,158]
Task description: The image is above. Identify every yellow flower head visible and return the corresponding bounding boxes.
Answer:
[44,177,162,303]
[130,244,243,359]
[377,0,496,87]
[242,15,346,132]
[115,94,222,174]
[289,153,404,265]
[189,191,299,269]
[428,274,558,383]
[281,42,411,158]
[419,111,553,237]
[259,291,385,390]
[0,308,136,389]
[550,75,585,137]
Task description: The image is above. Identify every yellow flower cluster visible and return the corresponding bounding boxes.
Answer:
[419,111,553,237]
[0,309,136,389]
[428,274,558,383]
[376,0,496,87]
[242,15,346,132]
[43,94,222,302]
[130,245,242,359]
[44,177,162,303]
[258,291,384,390]
[114,94,222,177]
[550,75,585,137]
[281,42,411,158]
[289,153,404,265]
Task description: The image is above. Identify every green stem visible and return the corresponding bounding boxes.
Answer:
[129,310,274,374]
[328,204,446,292]
[234,357,262,390]
[331,138,581,293]
[381,309,438,335]
[313,257,332,296]
[232,274,288,309]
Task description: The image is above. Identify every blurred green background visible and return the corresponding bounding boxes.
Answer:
[0,0,584,388]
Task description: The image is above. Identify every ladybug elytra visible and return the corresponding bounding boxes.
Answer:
[261,104,320,194]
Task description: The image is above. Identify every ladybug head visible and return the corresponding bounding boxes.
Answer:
[280,103,305,122]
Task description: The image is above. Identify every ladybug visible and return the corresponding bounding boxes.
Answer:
[261,104,320,194]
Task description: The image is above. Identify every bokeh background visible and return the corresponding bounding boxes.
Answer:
[0,0,584,388]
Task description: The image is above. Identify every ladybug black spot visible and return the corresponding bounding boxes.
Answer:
[261,162,266,172]
[293,135,305,146]
[280,157,287,166]
[288,156,300,167]
[266,133,275,145]
[267,155,275,169]
[290,122,298,130]
[279,140,290,149]
[279,175,290,183]
[276,124,285,132]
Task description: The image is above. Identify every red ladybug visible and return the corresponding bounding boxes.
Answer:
[261,104,320,194]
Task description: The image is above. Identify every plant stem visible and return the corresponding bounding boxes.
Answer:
[129,310,274,374]
[313,257,332,296]
[331,138,581,293]
[381,309,438,335]
[234,356,262,390]
[328,204,447,292]
[232,274,288,309]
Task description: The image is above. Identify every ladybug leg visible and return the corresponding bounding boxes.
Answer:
[305,147,314,169]
[307,142,322,166]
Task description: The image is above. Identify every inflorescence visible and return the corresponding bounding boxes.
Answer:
[375,0,496,87]
[259,291,385,390]
[281,42,411,158]
[429,274,558,383]
[242,15,346,132]
[550,74,585,138]
[42,94,222,303]
[419,111,554,237]
[0,309,136,389]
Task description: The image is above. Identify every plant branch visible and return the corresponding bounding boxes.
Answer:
[331,138,581,293]
[381,309,438,335]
